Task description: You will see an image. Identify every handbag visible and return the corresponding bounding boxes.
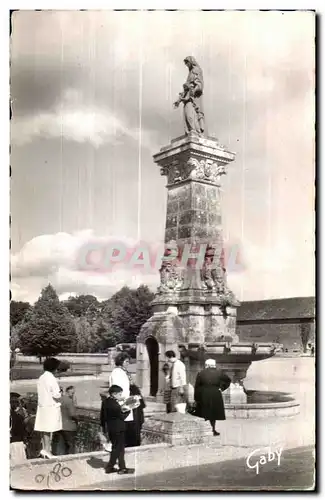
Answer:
[186,402,197,416]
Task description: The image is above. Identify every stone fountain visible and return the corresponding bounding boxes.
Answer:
[136,57,299,444]
[136,132,278,406]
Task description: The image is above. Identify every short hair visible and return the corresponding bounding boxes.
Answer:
[165,350,176,359]
[114,352,130,367]
[43,357,60,373]
[66,385,74,392]
[109,384,123,395]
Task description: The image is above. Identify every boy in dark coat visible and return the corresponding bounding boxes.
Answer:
[194,359,231,436]
[100,384,135,475]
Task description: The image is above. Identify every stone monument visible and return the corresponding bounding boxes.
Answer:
[136,57,277,409]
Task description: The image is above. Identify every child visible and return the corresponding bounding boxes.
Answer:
[100,384,135,475]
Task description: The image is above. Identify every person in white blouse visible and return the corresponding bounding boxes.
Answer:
[108,352,147,447]
[34,358,62,458]
[109,353,134,423]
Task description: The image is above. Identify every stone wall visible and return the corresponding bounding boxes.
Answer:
[17,353,110,365]
[237,321,315,351]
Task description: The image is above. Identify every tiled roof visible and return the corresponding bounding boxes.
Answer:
[237,297,315,321]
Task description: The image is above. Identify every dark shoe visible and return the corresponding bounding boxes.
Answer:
[213,431,220,436]
[118,468,135,475]
[105,466,119,474]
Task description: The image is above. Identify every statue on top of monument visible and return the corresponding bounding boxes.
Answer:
[173,56,205,136]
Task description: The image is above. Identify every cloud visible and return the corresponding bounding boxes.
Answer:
[11,229,314,305]
[11,11,314,140]
[11,88,156,150]
[10,11,315,303]
[10,231,161,304]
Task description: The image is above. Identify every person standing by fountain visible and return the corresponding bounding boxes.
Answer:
[165,350,187,413]
[34,357,62,458]
[194,359,231,436]
[109,352,145,447]
[109,353,134,441]
[161,363,172,413]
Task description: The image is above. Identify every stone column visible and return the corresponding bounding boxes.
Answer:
[152,132,239,344]
[136,133,240,397]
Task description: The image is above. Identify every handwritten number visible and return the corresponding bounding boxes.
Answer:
[34,462,72,488]
[52,463,62,481]
[61,467,72,478]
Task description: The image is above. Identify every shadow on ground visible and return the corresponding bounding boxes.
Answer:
[87,457,106,469]
[79,445,314,491]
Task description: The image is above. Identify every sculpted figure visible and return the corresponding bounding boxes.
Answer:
[174,56,205,135]
[158,243,183,293]
[211,266,226,294]
[201,259,215,291]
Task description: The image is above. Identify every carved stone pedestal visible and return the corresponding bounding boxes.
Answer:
[142,412,212,446]
[136,133,239,397]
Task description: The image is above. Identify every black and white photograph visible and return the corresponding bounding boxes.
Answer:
[9,8,315,491]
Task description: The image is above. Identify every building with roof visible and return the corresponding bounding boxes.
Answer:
[236,296,315,351]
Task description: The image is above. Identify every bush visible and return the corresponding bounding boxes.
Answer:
[75,421,102,453]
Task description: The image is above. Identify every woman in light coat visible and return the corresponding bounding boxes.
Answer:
[34,357,62,458]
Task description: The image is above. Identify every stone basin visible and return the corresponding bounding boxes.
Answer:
[183,342,278,360]
[180,342,281,388]
[224,390,300,419]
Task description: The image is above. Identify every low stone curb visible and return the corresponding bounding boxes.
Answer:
[11,442,171,471]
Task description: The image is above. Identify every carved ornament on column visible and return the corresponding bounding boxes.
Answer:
[162,157,227,185]
[188,157,227,184]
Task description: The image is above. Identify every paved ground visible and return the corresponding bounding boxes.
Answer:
[78,445,314,491]
[11,356,315,491]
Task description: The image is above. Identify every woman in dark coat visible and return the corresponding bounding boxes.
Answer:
[125,383,146,447]
[194,359,231,436]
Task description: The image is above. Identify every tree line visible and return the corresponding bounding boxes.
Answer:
[10,284,154,357]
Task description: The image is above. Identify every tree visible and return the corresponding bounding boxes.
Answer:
[90,318,117,352]
[74,316,117,353]
[109,285,154,343]
[18,284,76,357]
[300,322,312,353]
[10,323,21,350]
[63,294,100,318]
[10,301,31,327]
[74,316,93,353]
[85,301,103,327]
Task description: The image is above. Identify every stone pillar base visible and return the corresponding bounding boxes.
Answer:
[142,413,212,446]
[10,442,27,465]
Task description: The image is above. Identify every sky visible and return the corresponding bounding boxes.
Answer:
[10,10,315,304]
